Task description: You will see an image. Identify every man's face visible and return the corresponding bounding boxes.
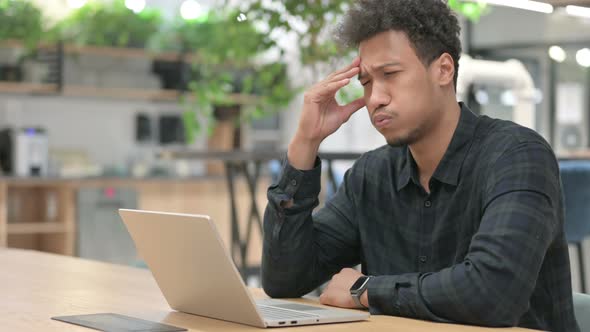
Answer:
[359,30,441,146]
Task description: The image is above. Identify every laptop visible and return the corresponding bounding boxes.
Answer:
[118,209,369,328]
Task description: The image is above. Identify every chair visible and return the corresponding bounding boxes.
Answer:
[559,160,590,293]
[574,292,590,331]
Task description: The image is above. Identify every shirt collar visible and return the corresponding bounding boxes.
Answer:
[395,147,413,191]
[395,102,478,191]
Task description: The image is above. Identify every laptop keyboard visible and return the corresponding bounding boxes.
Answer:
[257,305,320,320]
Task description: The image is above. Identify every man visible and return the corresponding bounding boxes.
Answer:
[261,0,579,330]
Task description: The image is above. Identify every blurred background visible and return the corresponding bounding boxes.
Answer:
[0,0,589,292]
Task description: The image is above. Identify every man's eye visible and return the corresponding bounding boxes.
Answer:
[384,71,399,76]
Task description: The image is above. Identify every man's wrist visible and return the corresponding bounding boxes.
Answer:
[361,292,369,308]
[350,275,371,309]
[287,134,321,170]
[292,130,323,148]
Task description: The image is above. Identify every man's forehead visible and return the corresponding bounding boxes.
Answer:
[361,61,402,69]
[358,59,404,80]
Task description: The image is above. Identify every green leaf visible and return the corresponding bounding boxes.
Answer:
[55,0,163,48]
[0,0,43,49]
[182,110,197,144]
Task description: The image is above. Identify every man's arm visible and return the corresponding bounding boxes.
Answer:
[261,58,366,298]
[363,141,561,326]
[261,157,363,298]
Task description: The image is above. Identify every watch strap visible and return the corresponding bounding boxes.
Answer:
[352,293,366,308]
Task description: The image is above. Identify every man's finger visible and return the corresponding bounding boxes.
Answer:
[327,57,360,80]
[340,97,367,123]
[329,67,360,84]
[316,78,351,98]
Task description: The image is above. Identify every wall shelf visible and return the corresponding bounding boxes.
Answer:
[0,83,260,104]
[0,42,261,103]
[3,40,199,63]
[7,222,70,234]
[0,82,58,95]
[56,44,199,63]
[62,86,180,102]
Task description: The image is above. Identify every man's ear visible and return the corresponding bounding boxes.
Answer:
[433,53,455,88]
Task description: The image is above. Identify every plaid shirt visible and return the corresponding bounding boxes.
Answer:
[261,103,579,331]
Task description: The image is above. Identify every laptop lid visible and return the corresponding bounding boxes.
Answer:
[118,209,266,328]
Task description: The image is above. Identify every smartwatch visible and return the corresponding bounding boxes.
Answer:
[349,276,371,309]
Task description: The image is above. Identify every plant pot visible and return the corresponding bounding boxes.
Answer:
[0,64,23,82]
[207,105,241,175]
[0,47,25,64]
[22,59,49,83]
[151,59,191,90]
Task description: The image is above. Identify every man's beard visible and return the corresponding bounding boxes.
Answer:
[386,126,425,147]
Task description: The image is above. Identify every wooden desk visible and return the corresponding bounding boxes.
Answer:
[0,249,536,331]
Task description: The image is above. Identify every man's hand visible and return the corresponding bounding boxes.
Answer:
[288,58,366,170]
[296,57,366,144]
[319,268,369,309]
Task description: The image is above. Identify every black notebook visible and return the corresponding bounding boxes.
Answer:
[51,313,187,332]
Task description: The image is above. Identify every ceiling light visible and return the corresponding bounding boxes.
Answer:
[566,5,590,19]
[67,0,87,9]
[475,89,489,105]
[125,0,146,14]
[501,90,516,107]
[548,46,566,63]
[576,48,590,68]
[463,0,553,14]
[180,0,202,21]
[533,89,543,105]
[237,13,247,22]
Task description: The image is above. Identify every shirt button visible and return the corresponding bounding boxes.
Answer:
[419,256,428,263]
[424,200,432,208]
[290,179,297,186]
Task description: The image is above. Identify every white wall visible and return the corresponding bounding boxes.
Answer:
[472,6,590,48]
[0,94,200,168]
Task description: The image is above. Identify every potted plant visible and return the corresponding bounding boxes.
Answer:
[0,0,43,81]
[0,0,43,48]
[154,10,296,149]
[52,0,162,48]
[45,0,164,89]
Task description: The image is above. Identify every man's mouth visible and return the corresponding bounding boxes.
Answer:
[373,113,393,128]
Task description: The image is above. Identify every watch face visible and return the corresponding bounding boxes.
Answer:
[350,276,370,291]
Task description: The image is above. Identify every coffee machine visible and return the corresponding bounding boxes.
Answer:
[0,127,49,177]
